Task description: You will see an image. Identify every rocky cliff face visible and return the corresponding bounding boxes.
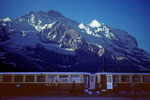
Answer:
[0,10,150,72]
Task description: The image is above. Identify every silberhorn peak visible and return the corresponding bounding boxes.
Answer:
[89,19,101,28]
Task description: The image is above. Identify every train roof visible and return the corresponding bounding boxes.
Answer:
[0,72,149,75]
[96,72,150,75]
[0,72,91,75]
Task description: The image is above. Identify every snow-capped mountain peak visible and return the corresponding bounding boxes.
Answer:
[89,19,101,28]
[3,17,12,22]
[78,23,85,29]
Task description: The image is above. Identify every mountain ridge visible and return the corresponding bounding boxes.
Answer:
[0,10,150,72]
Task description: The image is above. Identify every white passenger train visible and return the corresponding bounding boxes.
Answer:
[0,72,150,94]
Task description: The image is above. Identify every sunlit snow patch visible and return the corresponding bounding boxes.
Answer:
[3,17,12,22]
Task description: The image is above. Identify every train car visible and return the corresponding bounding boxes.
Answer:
[0,72,90,94]
[95,73,150,93]
[0,72,150,95]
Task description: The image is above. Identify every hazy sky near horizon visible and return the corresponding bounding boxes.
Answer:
[0,0,150,52]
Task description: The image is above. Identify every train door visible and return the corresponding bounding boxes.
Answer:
[101,75,107,89]
[84,75,89,89]
[90,74,96,89]
[106,74,113,89]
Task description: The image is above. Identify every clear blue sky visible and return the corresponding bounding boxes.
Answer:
[0,0,150,52]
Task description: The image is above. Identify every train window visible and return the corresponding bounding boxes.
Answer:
[113,75,119,82]
[133,76,140,82]
[48,75,57,82]
[3,75,12,82]
[121,75,130,82]
[90,76,95,82]
[37,75,46,82]
[25,75,34,82]
[107,75,112,82]
[14,75,23,82]
[71,75,80,83]
[143,76,150,82]
[59,75,68,82]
